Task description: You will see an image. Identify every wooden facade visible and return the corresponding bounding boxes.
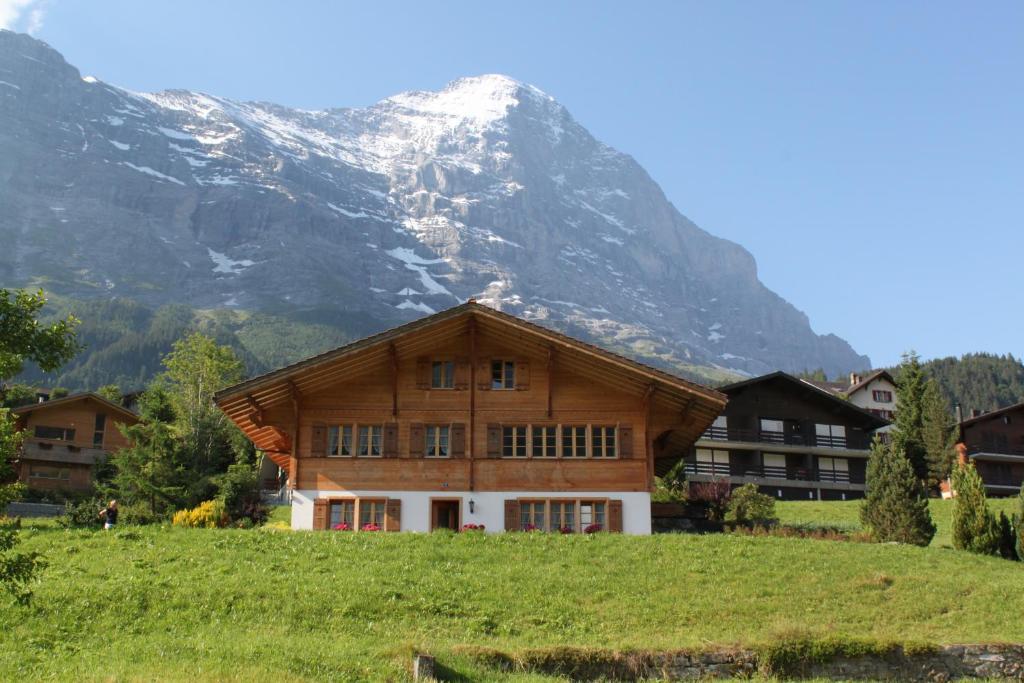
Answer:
[958,402,1024,496]
[12,393,137,492]
[688,372,888,501]
[216,302,726,533]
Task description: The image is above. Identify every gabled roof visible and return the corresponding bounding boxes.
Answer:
[718,371,889,429]
[12,391,139,423]
[215,302,727,453]
[961,400,1024,428]
[846,369,896,397]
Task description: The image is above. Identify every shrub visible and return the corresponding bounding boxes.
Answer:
[58,498,105,529]
[997,512,1017,560]
[950,462,1000,555]
[117,502,166,526]
[726,484,777,526]
[215,462,268,526]
[171,500,228,529]
[860,440,935,546]
[1014,483,1024,561]
[689,478,731,521]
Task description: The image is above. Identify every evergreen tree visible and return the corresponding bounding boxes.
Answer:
[1014,483,1024,562]
[860,438,936,546]
[996,512,1017,561]
[921,379,956,491]
[950,462,1000,556]
[96,384,123,403]
[891,351,929,484]
[108,389,184,515]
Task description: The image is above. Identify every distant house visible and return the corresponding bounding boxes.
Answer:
[214,302,726,533]
[12,393,138,492]
[956,402,1024,496]
[844,370,897,439]
[686,372,889,500]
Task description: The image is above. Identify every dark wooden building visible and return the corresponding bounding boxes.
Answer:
[957,402,1024,496]
[685,372,889,500]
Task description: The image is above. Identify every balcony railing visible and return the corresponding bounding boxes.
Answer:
[699,427,868,450]
[683,461,864,485]
[967,443,1024,458]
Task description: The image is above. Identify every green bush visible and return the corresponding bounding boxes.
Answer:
[1015,483,1024,561]
[951,463,1000,556]
[117,502,166,526]
[58,499,105,529]
[726,483,777,526]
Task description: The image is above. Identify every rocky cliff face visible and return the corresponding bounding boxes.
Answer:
[0,30,870,379]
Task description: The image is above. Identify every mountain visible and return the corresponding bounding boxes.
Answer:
[0,30,870,384]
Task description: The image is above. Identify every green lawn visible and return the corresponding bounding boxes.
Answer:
[777,498,1021,547]
[2,524,1023,681]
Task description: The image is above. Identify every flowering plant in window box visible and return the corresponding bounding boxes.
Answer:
[557,526,574,534]
[361,523,381,531]
[331,522,351,531]
[583,523,602,534]
[522,523,538,532]
[461,523,486,532]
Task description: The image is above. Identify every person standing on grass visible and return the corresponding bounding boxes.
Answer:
[98,500,118,530]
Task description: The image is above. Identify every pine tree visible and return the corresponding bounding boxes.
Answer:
[921,379,956,492]
[1014,483,1024,562]
[950,462,1000,555]
[892,351,929,483]
[860,438,936,546]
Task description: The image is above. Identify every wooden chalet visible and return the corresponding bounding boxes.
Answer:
[215,302,725,533]
[956,402,1024,496]
[12,392,138,492]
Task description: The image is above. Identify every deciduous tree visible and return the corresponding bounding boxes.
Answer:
[0,288,80,380]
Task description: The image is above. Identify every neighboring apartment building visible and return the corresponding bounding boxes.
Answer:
[214,302,726,534]
[12,393,138,491]
[844,370,897,439]
[685,372,889,500]
[957,402,1024,496]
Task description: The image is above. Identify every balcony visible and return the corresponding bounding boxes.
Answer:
[19,440,107,466]
[967,443,1024,460]
[699,426,870,451]
[683,460,865,486]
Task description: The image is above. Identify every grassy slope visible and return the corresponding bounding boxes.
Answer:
[2,525,1023,681]
[777,498,1020,547]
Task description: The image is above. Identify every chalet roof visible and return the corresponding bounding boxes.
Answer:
[845,369,896,397]
[12,391,139,423]
[215,302,727,454]
[961,400,1024,428]
[718,371,890,429]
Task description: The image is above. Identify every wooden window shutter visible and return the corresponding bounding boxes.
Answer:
[504,499,520,531]
[450,423,466,458]
[486,424,502,458]
[454,356,470,391]
[383,423,399,458]
[477,361,491,391]
[416,357,430,390]
[608,499,623,533]
[311,423,327,457]
[515,360,530,390]
[312,499,329,530]
[385,499,401,532]
[409,423,425,457]
[618,424,634,458]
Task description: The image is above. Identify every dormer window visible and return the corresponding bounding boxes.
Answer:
[491,360,515,389]
[431,361,454,389]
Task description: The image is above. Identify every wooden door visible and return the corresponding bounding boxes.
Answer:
[430,500,461,531]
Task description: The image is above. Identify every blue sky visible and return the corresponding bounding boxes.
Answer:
[4,1,1022,369]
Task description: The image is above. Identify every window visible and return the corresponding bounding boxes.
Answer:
[550,500,575,531]
[359,499,386,528]
[520,501,546,530]
[29,466,70,480]
[34,425,75,441]
[869,409,893,420]
[329,500,355,528]
[328,425,353,456]
[759,418,784,435]
[815,424,847,448]
[358,425,382,457]
[491,360,516,390]
[532,426,558,458]
[818,456,850,483]
[590,426,617,458]
[704,415,727,440]
[580,501,606,530]
[694,448,730,476]
[502,425,528,458]
[561,425,587,458]
[763,453,787,478]
[426,425,450,458]
[93,414,106,447]
[872,390,893,403]
[431,360,454,389]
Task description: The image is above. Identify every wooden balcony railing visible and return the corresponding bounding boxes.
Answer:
[699,426,869,450]
[967,443,1024,458]
[683,461,864,485]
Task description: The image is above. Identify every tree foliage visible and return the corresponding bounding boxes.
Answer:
[891,352,930,484]
[921,379,956,491]
[860,438,935,546]
[725,484,777,526]
[1014,484,1024,562]
[0,289,80,381]
[921,353,1024,413]
[950,463,1001,556]
[96,384,123,403]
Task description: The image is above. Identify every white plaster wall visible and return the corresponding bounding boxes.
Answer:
[849,377,897,434]
[292,490,652,534]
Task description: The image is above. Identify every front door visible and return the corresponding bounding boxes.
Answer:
[431,499,461,531]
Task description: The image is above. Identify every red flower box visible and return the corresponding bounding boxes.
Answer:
[361,523,381,532]
[331,522,352,531]
[584,523,602,534]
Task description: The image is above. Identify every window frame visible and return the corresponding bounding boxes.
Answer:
[327,424,354,457]
[531,425,558,458]
[517,498,610,532]
[425,424,451,458]
[491,359,516,390]
[358,425,383,458]
[502,425,529,458]
[358,498,387,529]
[28,465,70,480]
[93,413,106,447]
[561,425,588,458]
[590,425,617,458]
[34,425,75,441]
[431,360,455,390]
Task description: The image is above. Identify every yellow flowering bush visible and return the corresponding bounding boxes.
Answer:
[171,499,228,528]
